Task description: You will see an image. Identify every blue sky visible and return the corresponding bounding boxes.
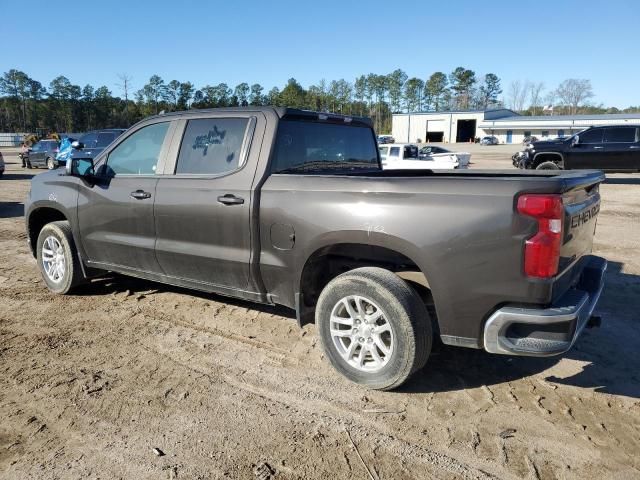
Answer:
[2,0,639,107]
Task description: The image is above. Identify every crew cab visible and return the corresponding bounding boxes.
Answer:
[25,107,606,390]
[514,125,640,171]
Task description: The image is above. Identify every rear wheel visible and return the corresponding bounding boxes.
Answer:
[316,267,432,390]
[36,221,85,294]
[536,161,560,170]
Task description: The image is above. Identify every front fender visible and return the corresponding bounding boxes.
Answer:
[25,174,82,258]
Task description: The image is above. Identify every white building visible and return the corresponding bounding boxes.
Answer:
[392,110,640,144]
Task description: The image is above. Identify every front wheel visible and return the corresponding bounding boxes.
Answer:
[36,221,85,294]
[536,161,560,170]
[316,267,432,390]
[46,157,56,170]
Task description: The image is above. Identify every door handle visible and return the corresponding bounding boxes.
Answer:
[130,190,152,200]
[217,194,244,205]
[630,146,640,149]
[593,146,604,149]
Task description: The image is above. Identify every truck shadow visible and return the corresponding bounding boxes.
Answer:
[73,262,640,400]
[403,260,640,399]
[74,273,296,319]
[0,201,25,219]
[1,173,37,181]
[603,176,640,185]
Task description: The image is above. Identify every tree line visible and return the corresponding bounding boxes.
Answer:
[1,67,637,135]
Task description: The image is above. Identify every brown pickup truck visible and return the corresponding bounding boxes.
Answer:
[25,107,606,389]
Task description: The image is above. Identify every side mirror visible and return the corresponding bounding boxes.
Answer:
[66,157,95,177]
[71,141,84,149]
[571,135,579,147]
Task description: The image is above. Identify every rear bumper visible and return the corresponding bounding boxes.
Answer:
[483,255,607,356]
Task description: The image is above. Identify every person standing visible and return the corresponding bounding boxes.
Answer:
[20,142,31,168]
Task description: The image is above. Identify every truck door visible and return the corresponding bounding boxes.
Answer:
[153,113,264,292]
[602,126,638,171]
[77,121,172,273]
[565,128,604,169]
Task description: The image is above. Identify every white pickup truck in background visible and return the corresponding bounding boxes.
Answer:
[419,145,471,168]
[379,143,468,169]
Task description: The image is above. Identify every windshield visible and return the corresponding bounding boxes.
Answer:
[271,120,380,174]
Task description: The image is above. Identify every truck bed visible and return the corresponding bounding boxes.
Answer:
[259,168,605,346]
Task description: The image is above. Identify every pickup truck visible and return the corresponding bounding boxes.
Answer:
[513,124,640,171]
[25,107,607,390]
[379,143,461,169]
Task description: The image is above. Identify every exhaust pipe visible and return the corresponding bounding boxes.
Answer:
[587,315,602,329]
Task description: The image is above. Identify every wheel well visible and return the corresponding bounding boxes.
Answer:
[27,208,67,257]
[533,153,562,167]
[298,243,437,327]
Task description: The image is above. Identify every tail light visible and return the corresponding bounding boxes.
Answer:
[517,194,563,278]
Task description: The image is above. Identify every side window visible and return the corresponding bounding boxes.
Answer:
[80,132,97,148]
[96,132,117,147]
[176,118,249,175]
[389,147,400,157]
[404,146,418,159]
[604,127,636,143]
[378,146,389,157]
[580,128,604,144]
[106,122,169,176]
[31,142,41,152]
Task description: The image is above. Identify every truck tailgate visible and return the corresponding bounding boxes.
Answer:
[553,172,604,300]
[560,176,602,271]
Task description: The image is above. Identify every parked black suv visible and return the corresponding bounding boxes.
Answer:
[514,125,640,172]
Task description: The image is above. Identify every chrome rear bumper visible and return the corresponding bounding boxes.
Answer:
[484,256,607,356]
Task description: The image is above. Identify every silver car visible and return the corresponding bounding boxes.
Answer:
[480,136,499,145]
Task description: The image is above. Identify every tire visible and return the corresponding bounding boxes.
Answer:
[46,157,56,170]
[316,267,432,390]
[536,161,560,170]
[36,221,85,294]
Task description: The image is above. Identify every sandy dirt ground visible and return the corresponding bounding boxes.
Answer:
[0,146,639,479]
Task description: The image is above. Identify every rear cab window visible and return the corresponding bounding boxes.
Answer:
[271,120,380,174]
